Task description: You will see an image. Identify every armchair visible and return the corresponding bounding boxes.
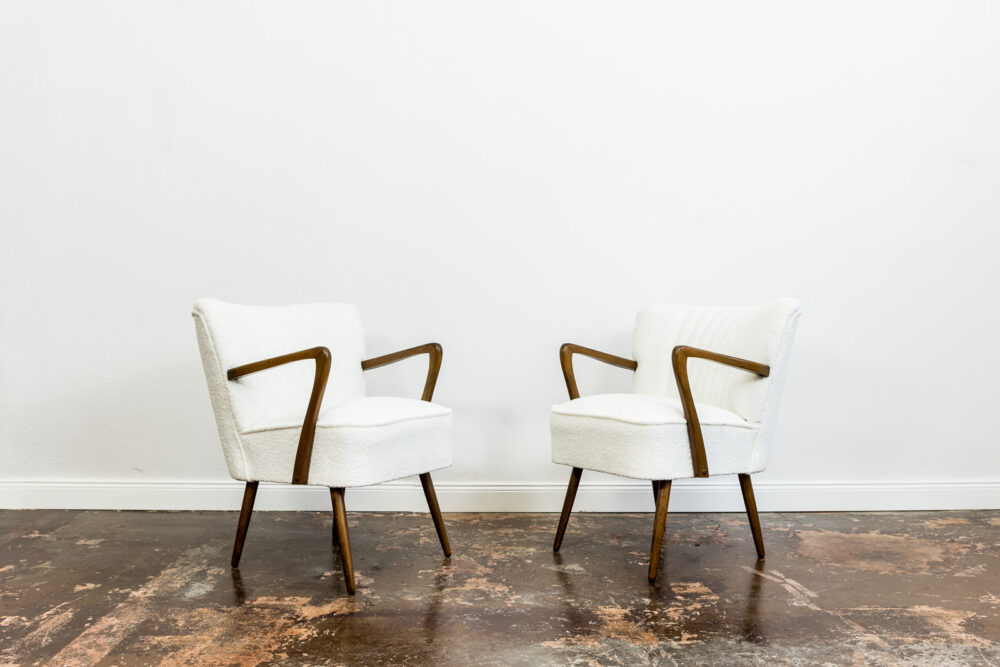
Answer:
[193,300,452,594]
[549,299,801,582]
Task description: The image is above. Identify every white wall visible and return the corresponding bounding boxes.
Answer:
[2,0,999,511]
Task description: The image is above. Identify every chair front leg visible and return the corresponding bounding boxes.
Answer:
[330,490,340,546]
[648,480,671,583]
[553,467,583,552]
[231,481,259,568]
[419,473,452,557]
[738,474,765,559]
[330,487,356,594]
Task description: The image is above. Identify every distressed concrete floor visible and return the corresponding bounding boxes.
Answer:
[1,510,997,665]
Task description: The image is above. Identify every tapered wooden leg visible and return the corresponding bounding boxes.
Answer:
[419,473,452,557]
[648,479,671,583]
[738,473,765,559]
[330,490,340,546]
[330,487,356,594]
[231,481,259,568]
[651,480,661,503]
[553,467,583,552]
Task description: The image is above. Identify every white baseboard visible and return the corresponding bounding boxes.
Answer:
[0,479,997,512]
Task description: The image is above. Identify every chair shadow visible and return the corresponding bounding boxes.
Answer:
[551,552,591,633]
[740,559,766,643]
[229,568,247,605]
[551,548,768,645]
[421,563,449,644]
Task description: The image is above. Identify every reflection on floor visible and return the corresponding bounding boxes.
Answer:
[1,509,997,664]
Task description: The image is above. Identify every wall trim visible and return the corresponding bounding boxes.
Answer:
[0,479,997,512]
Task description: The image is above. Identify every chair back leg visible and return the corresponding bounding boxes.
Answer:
[553,467,583,551]
[419,473,452,557]
[231,481,259,568]
[330,487,356,594]
[738,474,766,558]
[648,479,672,583]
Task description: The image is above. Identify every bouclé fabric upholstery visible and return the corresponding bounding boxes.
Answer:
[193,299,452,488]
[551,299,800,480]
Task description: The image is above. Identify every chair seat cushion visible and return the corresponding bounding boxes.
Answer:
[550,393,760,481]
[239,397,452,487]
[244,396,452,432]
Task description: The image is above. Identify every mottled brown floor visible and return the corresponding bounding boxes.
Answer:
[1,510,998,665]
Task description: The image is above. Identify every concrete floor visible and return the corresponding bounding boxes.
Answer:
[1,509,997,665]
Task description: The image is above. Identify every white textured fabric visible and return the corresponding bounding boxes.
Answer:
[551,394,757,480]
[552,393,750,427]
[242,397,452,488]
[244,396,452,433]
[632,299,800,422]
[194,299,367,432]
[551,299,800,481]
[192,299,452,487]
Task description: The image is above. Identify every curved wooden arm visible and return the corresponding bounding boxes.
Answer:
[227,347,331,485]
[559,343,638,400]
[362,343,443,402]
[671,345,770,478]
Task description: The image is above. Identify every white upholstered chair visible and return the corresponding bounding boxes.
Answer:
[193,299,452,594]
[550,299,801,582]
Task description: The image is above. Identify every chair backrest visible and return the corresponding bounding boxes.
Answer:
[192,299,366,478]
[631,299,801,426]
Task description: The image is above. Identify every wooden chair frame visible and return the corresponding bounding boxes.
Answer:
[553,342,770,582]
[226,342,451,594]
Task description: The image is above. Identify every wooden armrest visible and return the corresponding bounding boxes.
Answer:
[361,343,443,402]
[559,343,638,400]
[227,346,331,485]
[671,345,770,478]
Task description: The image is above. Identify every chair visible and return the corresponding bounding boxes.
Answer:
[550,299,801,582]
[192,299,452,594]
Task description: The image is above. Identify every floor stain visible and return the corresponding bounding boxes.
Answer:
[795,529,963,574]
[0,510,996,665]
[595,605,659,645]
